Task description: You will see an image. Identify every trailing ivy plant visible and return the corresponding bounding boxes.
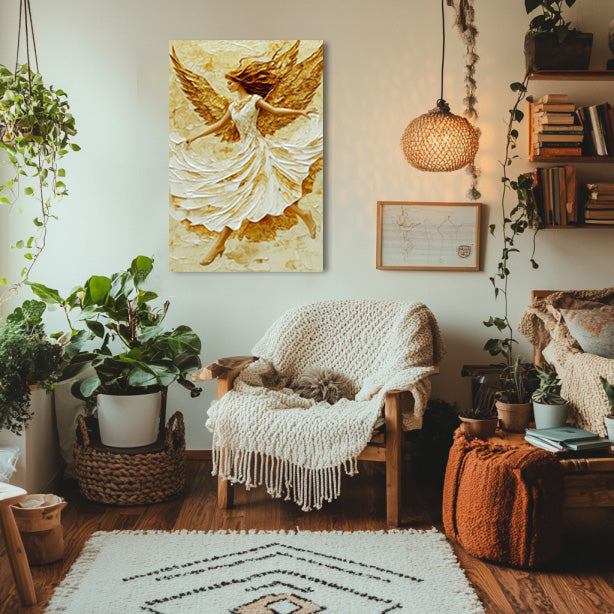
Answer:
[525,0,577,42]
[483,73,541,365]
[0,63,79,289]
[0,299,63,434]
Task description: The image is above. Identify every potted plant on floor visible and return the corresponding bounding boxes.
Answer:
[601,377,614,441]
[495,358,536,432]
[531,363,568,429]
[29,255,203,448]
[459,375,498,440]
[524,0,593,72]
[0,300,63,434]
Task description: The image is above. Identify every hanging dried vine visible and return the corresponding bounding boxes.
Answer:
[447,0,481,200]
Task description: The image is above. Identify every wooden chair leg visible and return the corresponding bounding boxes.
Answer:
[217,475,233,509]
[385,392,403,527]
[0,496,37,605]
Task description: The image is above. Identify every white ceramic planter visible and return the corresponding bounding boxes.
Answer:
[97,391,161,448]
[533,402,569,430]
[605,414,614,442]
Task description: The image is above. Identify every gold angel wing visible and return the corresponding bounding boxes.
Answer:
[257,43,323,137]
[170,46,239,143]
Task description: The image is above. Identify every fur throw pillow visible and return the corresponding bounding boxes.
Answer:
[294,367,355,404]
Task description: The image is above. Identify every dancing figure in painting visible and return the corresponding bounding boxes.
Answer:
[169,41,323,267]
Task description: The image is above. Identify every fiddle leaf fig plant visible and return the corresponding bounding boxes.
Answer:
[0,63,79,288]
[28,255,203,401]
[525,0,577,42]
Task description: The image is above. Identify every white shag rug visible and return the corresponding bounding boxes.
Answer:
[45,529,484,614]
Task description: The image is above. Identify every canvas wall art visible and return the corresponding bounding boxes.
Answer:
[376,202,481,271]
[169,40,324,272]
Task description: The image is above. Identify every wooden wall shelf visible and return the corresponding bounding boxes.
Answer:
[529,70,614,81]
[529,155,614,163]
[541,224,614,229]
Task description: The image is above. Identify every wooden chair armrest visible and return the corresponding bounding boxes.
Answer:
[192,356,257,382]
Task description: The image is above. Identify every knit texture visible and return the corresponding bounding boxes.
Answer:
[442,432,564,569]
[206,299,445,511]
[518,288,614,436]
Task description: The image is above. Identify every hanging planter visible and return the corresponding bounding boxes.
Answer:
[0,0,79,290]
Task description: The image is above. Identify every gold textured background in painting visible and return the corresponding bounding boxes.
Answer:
[169,40,324,272]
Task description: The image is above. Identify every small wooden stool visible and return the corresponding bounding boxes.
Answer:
[0,483,37,605]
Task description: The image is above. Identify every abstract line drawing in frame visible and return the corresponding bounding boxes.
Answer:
[169,40,324,273]
[376,201,481,271]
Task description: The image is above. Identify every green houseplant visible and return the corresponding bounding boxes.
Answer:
[0,299,63,434]
[458,375,499,440]
[29,255,203,448]
[0,63,79,289]
[495,358,536,432]
[601,377,614,441]
[524,0,592,72]
[531,363,568,428]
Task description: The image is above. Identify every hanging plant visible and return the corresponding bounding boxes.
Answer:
[483,73,541,365]
[0,1,79,291]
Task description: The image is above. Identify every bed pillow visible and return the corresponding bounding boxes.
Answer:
[560,299,614,359]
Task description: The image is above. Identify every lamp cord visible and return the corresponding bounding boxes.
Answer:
[440,0,445,104]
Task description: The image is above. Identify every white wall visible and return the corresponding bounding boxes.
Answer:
[1,0,613,449]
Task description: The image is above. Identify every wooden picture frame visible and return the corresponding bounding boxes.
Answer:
[376,201,481,271]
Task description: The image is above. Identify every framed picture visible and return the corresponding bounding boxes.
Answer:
[376,201,481,271]
[169,40,324,273]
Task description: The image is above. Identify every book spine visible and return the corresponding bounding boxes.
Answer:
[535,147,582,157]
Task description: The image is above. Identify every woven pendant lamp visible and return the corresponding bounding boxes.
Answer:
[401,0,478,172]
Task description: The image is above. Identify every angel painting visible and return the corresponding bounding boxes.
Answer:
[169,40,324,272]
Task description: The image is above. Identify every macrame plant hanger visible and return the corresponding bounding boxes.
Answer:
[14,0,40,91]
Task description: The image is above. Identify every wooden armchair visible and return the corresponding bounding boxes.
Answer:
[196,356,410,527]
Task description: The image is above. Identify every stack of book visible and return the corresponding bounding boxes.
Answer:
[582,182,614,225]
[576,102,614,157]
[532,94,583,158]
[532,165,577,225]
[525,426,612,453]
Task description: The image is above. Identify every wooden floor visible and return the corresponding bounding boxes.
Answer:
[2,460,614,613]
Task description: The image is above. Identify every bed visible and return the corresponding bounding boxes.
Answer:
[518,288,614,437]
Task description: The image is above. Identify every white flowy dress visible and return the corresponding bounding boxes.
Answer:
[169,94,323,234]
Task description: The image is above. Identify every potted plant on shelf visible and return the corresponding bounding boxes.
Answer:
[495,358,536,432]
[601,377,614,441]
[524,0,593,72]
[29,255,203,448]
[0,299,63,435]
[531,363,568,429]
[459,375,499,440]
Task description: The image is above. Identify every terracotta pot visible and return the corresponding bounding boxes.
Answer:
[496,401,531,433]
[459,416,498,440]
[524,30,593,72]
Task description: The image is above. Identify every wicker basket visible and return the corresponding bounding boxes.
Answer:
[74,411,186,506]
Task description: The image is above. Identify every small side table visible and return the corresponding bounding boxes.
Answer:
[0,483,36,605]
[487,429,614,508]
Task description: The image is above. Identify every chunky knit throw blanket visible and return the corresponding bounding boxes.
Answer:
[206,300,445,511]
[518,288,614,436]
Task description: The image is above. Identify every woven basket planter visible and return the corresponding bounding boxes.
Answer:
[74,411,186,506]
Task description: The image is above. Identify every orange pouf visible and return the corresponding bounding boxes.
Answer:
[442,431,564,568]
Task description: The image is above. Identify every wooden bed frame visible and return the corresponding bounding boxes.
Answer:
[195,356,409,527]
